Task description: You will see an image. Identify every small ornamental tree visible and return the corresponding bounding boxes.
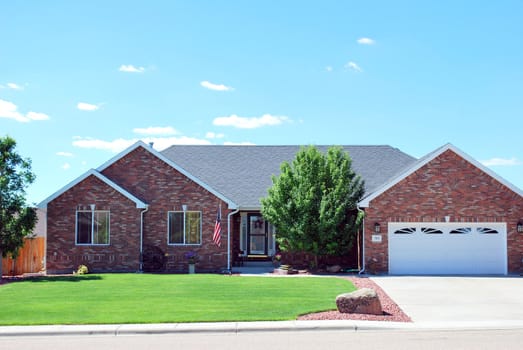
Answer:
[0,136,37,277]
[261,146,365,267]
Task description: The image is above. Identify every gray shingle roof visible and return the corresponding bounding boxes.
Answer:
[161,145,417,209]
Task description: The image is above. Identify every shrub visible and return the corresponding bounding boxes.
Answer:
[76,265,89,275]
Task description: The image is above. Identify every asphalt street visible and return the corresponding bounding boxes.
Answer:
[2,329,523,350]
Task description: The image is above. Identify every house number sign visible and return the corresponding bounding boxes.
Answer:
[371,234,382,243]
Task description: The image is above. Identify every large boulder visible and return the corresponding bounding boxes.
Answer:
[335,288,383,315]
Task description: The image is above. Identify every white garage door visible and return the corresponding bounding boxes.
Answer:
[388,222,507,275]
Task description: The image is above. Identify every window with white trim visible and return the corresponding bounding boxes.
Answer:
[477,227,499,234]
[168,211,202,245]
[394,227,416,234]
[421,227,443,234]
[450,227,472,234]
[76,210,110,245]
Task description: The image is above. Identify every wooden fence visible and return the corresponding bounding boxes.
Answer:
[1,237,45,276]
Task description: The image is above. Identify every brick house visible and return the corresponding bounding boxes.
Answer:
[39,141,523,275]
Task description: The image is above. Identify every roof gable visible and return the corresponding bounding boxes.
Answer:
[358,143,523,207]
[38,169,148,209]
[97,141,238,209]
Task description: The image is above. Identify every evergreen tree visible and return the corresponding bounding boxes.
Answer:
[261,146,365,267]
[0,136,37,277]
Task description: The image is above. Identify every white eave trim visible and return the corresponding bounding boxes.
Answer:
[358,143,523,207]
[238,206,262,212]
[38,169,148,209]
[96,141,238,210]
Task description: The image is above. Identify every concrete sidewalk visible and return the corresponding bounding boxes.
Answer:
[2,319,523,337]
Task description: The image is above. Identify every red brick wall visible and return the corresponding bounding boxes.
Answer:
[46,175,142,273]
[364,149,523,274]
[101,146,229,272]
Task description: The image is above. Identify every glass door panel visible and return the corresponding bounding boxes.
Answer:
[248,214,267,255]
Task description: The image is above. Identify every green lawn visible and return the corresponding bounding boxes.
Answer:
[0,274,355,325]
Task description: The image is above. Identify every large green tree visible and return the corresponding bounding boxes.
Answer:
[261,146,365,267]
[0,136,37,277]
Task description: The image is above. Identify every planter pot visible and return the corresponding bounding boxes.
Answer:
[188,263,195,274]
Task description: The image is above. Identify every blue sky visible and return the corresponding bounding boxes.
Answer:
[1,1,522,204]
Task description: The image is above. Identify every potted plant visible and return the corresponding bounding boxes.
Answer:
[184,251,198,274]
[272,252,282,267]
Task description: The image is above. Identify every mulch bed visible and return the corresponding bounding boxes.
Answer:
[297,275,412,322]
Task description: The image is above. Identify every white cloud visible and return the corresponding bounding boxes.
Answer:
[200,81,234,91]
[480,157,521,167]
[205,132,225,139]
[345,61,363,72]
[77,102,100,111]
[0,99,26,122]
[213,114,291,129]
[7,82,23,90]
[325,66,333,72]
[357,37,375,45]
[133,126,179,135]
[119,64,145,73]
[72,136,211,153]
[26,111,50,121]
[72,137,136,153]
[0,99,50,122]
[57,151,74,157]
[61,163,71,170]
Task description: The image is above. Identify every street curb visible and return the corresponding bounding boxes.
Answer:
[2,320,523,337]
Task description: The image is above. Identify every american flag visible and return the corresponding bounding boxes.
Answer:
[213,207,221,246]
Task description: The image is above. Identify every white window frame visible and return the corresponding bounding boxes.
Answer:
[75,210,110,245]
[167,210,202,246]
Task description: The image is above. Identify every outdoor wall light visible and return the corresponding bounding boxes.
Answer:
[517,220,523,233]
[374,222,381,233]
[182,204,188,212]
[90,204,95,211]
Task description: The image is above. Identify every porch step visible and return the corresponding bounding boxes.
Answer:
[243,260,274,268]
[232,261,274,275]
[246,255,271,262]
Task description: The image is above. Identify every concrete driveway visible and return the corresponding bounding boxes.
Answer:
[371,276,523,323]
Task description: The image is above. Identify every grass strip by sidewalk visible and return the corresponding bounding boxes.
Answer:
[0,274,355,325]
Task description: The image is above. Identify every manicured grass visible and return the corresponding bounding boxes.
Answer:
[0,274,355,325]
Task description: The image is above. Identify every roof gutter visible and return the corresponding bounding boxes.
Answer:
[139,205,149,272]
[357,205,366,275]
[227,208,240,271]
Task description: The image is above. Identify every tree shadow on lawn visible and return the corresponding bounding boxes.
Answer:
[25,275,103,283]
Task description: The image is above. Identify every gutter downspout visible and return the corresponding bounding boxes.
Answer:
[227,208,240,271]
[139,205,149,272]
[357,206,366,275]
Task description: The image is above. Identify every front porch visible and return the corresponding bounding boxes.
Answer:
[231,211,277,266]
[229,210,361,272]
[231,259,276,274]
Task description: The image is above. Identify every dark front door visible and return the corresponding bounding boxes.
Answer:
[247,214,267,255]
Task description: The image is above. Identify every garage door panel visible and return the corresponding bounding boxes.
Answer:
[388,223,507,275]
